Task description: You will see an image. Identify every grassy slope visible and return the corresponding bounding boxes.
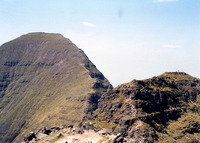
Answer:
[0,33,110,143]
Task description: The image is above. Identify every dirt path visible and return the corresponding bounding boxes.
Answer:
[55,130,103,143]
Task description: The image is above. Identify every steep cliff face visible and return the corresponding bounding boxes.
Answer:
[0,33,111,143]
[88,72,200,142]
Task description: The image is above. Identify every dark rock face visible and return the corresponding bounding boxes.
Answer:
[37,127,52,135]
[88,72,200,142]
[0,33,111,143]
[24,132,36,142]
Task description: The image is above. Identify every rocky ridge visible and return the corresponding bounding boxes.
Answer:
[85,72,200,143]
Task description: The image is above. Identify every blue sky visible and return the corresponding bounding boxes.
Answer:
[0,0,200,86]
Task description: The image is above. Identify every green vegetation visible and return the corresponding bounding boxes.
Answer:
[157,112,200,143]
[49,135,64,143]
[97,136,109,143]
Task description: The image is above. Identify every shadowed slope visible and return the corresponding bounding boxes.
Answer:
[0,33,111,143]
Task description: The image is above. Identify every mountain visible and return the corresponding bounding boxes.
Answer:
[87,72,200,142]
[1,33,199,143]
[0,33,111,143]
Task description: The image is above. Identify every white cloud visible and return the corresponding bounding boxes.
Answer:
[162,44,182,49]
[82,22,96,27]
[154,0,178,2]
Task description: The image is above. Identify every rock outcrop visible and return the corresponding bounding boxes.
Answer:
[87,72,200,142]
[0,33,111,143]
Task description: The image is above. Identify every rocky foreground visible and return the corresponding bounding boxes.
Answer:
[23,126,109,143]
[23,122,138,143]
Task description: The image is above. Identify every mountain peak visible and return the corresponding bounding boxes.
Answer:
[161,71,189,76]
[19,32,66,40]
[0,33,111,143]
[2,32,72,48]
